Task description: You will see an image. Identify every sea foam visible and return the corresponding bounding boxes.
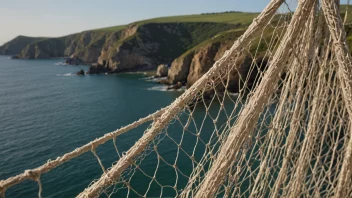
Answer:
[55,62,68,66]
[56,73,75,77]
[147,85,186,92]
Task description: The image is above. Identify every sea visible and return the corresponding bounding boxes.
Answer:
[0,56,188,197]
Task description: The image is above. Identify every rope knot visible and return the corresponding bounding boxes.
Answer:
[91,143,98,152]
[0,185,5,195]
[25,170,41,181]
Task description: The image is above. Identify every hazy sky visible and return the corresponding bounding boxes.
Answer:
[0,0,349,45]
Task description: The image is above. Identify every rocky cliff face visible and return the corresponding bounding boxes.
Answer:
[187,42,221,86]
[88,22,237,73]
[0,36,44,55]
[4,21,236,75]
[186,41,253,92]
[95,24,156,73]
[166,29,267,93]
[97,24,138,66]
[167,41,229,87]
[18,31,111,62]
[168,52,194,84]
[20,38,66,59]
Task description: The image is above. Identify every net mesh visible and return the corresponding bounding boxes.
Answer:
[1,0,352,197]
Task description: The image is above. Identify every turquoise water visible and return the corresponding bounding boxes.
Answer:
[0,56,183,197]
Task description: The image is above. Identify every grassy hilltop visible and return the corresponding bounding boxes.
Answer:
[93,12,258,32]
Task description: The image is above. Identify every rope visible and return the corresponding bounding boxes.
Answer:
[2,0,352,197]
[322,0,352,197]
[191,0,316,197]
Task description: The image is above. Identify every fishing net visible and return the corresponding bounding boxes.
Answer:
[1,0,352,197]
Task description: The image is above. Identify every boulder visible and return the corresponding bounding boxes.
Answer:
[65,56,82,65]
[11,55,20,59]
[167,81,183,90]
[76,69,85,76]
[155,64,169,77]
[87,64,110,74]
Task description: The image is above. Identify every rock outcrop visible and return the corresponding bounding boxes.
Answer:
[166,27,268,94]
[187,43,221,87]
[11,55,20,59]
[168,52,194,84]
[87,63,110,74]
[76,69,85,76]
[155,64,169,77]
[65,56,82,65]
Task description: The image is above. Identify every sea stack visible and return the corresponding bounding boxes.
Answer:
[155,64,169,77]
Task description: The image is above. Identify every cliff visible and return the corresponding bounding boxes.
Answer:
[166,28,268,92]
[92,22,239,73]
[8,22,242,73]
[20,37,67,59]
[0,12,258,70]
[0,36,46,55]
[18,31,114,61]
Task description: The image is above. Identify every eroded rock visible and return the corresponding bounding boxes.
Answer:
[167,52,194,85]
[155,64,169,77]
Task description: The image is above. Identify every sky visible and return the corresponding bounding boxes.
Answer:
[0,0,350,45]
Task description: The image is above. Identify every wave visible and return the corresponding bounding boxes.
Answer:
[147,85,169,92]
[140,76,154,80]
[147,85,186,92]
[56,73,75,77]
[142,76,167,83]
[55,62,68,66]
[125,71,148,75]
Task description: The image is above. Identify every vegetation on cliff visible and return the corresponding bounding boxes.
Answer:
[0,12,258,71]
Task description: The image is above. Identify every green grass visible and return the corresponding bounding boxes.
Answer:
[340,4,352,14]
[85,4,352,33]
[337,4,352,23]
[134,12,258,25]
[91,12,258,33]
[178,28,246,59]
[92,25,127,32]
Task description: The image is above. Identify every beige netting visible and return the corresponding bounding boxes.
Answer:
[1,0,352,197]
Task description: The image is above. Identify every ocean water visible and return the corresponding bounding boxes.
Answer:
[0,56,184,197]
